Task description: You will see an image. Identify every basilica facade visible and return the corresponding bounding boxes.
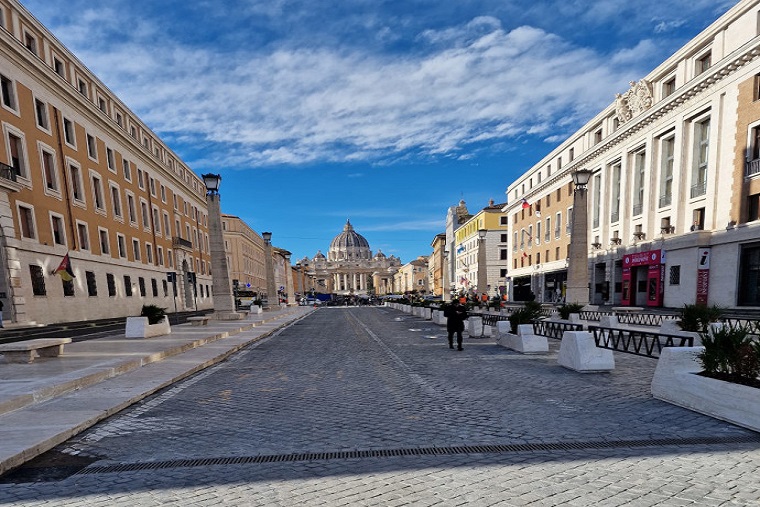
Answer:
[299,220,400,296]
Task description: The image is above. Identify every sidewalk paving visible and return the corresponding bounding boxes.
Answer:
[0,306,314,476]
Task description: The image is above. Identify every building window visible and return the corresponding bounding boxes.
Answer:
[739,244,760,306]
[86,271,97,296]
[659,136,674,207]
[500,249,508,260]
[111,185,122,218]
[106,148,115,171]
[124,275,133,297]
[24,32,38,55]
[146,243,153,264]
[99,229,110,255]
[137,169,144,189]
[162,280,168,297]
[133,239,141,261]
[77,222,89,250]
[41,150,58,191]
[691,118,710,198]
[62,278,74,297]
[98,97,107,113]
[117,234,127,258]
[692,207,705,231]
[18,204,36,239]
[0,74,17,110]
[138,277,146,297]
[78,78,88,98]
[611,162,621,222]
[107,273,116,297]
[141,201,150,228]
[86,134,97,160]
[53,56,65,76]
[663,77,676,98]
[157,246,164,266]
[30,265,46,296]
[35,99,49,130]
[7,131,27,178]
[669,266,681,285]
[116,112,123,127]
[122,159,131,181]
[696,51,711,76]
[63,117,75,147]
[51,214,66,245]
[749,193,760,222]
[91,174,105,210]
[69,163,84,202]
[592,174,601,228]
[151,278,158,297]
[127,194,136,223]
[633,150,646,216]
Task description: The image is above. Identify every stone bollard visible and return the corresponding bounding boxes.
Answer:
[557,330,615,372]
[468,316,483,337]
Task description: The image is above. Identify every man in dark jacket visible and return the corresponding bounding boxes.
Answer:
[444,299,468,350]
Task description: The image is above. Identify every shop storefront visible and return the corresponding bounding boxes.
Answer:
[621,249,664,307]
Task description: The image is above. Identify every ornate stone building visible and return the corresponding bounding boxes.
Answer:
[299,220,400,296]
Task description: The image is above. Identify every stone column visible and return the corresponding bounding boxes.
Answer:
[566,179,590,305]
[207,193,241,319]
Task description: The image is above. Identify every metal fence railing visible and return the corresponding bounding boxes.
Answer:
[589,326,694,359]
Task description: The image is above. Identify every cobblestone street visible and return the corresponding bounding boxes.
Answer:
[2,307,759,506]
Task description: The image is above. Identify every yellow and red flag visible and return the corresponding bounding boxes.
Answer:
[53,253,75,282]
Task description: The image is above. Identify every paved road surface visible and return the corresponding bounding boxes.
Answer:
[2,307,759,506]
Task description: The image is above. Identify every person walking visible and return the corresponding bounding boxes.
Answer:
[444,298,468,351]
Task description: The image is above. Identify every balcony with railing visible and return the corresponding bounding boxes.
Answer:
[0,161,18,182]
[632,203,643,216]
[747,158,760,177]
[610,211,619,223]
[659,194,671,208]
[690,182,706,198]
[172,236,193,251]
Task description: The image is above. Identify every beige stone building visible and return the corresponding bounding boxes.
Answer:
[504,0,760,308]
[428,233,446,297]
[393,256,429,294]
[0,0,212,325]
[221,214,265,297]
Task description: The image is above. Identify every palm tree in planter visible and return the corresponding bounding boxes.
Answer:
[125,305,171,338]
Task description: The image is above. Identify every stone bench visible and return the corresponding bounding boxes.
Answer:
[611,306,643,314]
[187,316,210,326]
[0,338,72,364]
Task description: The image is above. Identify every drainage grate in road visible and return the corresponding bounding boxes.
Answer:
[74,435,760,475]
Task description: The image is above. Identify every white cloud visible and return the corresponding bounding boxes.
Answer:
[33,5,656,169]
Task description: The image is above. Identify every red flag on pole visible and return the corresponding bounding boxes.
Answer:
[53,253,75,282]
[521,198,530,209]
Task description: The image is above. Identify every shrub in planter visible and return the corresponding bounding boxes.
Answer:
[508,301,543,334]
[698,324,760,388]
[141,304,167,325]
[558,303,584,320]
[679,303,722,332]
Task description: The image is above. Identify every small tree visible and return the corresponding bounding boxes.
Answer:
[679,304,722,333]
[140,304,166,325]
[508,301,543,333]
[558,303,584,320]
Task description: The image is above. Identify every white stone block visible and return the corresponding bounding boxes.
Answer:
[423,308,432,320]
[557,331,614,372]
[468,317,483,337]
[499,327,548,354]
[599,315,620,327]
[568,313,582,324]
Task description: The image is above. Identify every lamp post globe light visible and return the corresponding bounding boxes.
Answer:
[566,168,593,306]
[262,231,277,310]
[202,173,242,320]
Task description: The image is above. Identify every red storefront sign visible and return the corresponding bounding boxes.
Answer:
[621,249,664,307]
[696,248,710,305]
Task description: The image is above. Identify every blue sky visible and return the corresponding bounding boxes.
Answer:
[22,0,735,263]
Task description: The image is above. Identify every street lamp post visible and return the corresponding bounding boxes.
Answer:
[262,231,277,310]
[477,229,488,301]
[202,173,241,320]
[566,168,593,306]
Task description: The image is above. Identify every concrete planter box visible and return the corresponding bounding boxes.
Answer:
[651,347,760,432]
[125,316,171,338]
[496,323,548,353]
